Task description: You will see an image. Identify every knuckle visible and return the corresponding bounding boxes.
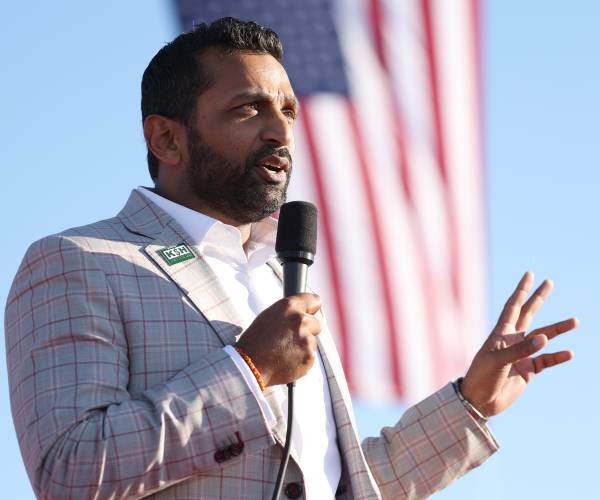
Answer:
[288,312,305,329]
[298,333,314,349]
[301,349,316,366]
[313,317,322,334]
[299,313,311,326]
[296,312,314,330]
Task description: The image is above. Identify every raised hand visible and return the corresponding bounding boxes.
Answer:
[460,272,578,417]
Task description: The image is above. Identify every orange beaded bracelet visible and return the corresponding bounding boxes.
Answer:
[234,346,266,392]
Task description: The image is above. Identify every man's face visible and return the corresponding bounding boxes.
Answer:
[184,50,298,224]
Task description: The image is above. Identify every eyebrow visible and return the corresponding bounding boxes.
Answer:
[230,89,300,113]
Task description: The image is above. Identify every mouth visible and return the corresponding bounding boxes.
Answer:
[255,155,290,184]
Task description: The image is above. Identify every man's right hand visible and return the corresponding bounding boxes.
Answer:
[235,293,322,387]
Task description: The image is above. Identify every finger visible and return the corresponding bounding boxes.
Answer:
[495,333,547,366]
[287,293,322,314]
[527,317,579,341]
[494,272,535,333]
[298,329,319,354]
[515,279,553,332]
[303,313,322,336]
[531,350,574,374]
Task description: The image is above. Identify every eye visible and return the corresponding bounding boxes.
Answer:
[237,103,259,115]
[282,108,297,120]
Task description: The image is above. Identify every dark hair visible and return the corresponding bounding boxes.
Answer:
[141,17,284,181]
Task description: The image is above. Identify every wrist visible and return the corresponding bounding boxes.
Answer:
[453,377,489,423]
[234,346,267,391]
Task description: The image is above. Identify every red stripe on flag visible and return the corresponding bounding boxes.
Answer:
[299,103,354,390]
[345,101,404,396]
[367,0,412,202]
[367,0,388,72]
[421,0,463,305]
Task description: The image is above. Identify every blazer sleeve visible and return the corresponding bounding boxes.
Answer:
[362,383,499,499]
[5,235,275,499]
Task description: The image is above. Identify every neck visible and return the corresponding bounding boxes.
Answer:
[153,184,252,248]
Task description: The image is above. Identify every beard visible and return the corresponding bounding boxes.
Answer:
[186,126,292,224]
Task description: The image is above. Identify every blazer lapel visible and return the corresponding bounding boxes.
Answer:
[118,190,244,346]
[144,242,244,346]
[317,336,380,498]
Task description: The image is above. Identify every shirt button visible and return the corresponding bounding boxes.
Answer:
[284,482,303,499]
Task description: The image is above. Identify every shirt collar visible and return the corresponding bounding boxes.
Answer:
[136,186,278,260]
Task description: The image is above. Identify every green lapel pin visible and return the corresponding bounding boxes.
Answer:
[158,243,196,266]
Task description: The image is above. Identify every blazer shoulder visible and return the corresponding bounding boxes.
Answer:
[59,215,149,247]
[7,216,144,303]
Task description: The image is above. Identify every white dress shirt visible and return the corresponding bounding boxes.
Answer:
[137,187,341,499]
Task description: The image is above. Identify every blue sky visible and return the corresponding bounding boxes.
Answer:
[1,1,598,498]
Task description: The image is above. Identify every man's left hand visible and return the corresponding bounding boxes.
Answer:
[460,271,578,417]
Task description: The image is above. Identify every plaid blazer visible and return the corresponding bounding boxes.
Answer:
[5,190,498,499]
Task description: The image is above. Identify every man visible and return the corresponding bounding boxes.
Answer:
[5,18,577,499]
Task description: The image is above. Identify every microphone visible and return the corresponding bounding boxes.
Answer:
[275,201,318,297]
[271,201,318,500]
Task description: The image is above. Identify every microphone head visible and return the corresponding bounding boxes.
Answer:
[276,201,318,260]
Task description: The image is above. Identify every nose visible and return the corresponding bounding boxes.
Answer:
[260,109,294,150]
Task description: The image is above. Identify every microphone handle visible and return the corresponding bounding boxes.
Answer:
[282,262,308,297]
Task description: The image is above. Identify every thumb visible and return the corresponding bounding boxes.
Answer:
[495,334,548,366]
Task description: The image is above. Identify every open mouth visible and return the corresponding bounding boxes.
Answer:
[255,156,289,183]
[261,163,283,172]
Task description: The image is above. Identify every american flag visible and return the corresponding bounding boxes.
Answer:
[175,0,486,404]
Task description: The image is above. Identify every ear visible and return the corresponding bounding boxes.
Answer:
[143,115,187,167]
